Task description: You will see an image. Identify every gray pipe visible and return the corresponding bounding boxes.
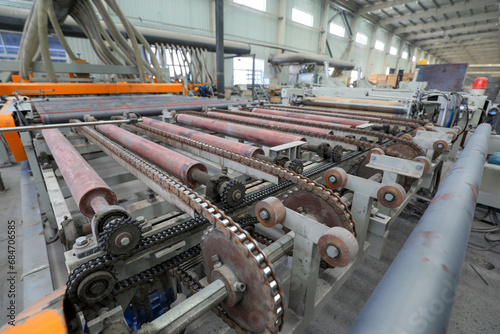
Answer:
[348,123,491,334]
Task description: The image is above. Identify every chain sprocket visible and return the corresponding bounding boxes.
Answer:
[97,217,142,256]
[221,179,246,207]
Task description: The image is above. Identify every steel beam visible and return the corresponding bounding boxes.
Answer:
[415,31,499,47]
[383,0,499,26]
[348,123,492,334]
[394,11,498,35]
[357,0,415,15]
[405,22,498,42]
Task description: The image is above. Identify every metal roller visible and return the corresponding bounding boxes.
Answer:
[414,156,432,174]
[206,111,336,134]
[377,183,406,208]
[255,197,287,228]
[176,114,306,146]
[433,139,448,153]
[42,128,118,217]
[317,226,359,267]
[95,124,208,187]
[141,117,265,157]
[324,167,348,189]
[251,108,367,128]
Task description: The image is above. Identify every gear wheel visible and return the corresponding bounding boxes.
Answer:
[98,217,142,256]
[330,145,344,162]
[285,159,304,174]
[220,179,246,207]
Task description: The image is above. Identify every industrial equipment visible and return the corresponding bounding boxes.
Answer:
[2,83,492,334]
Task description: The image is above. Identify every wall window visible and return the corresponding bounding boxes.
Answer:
[412,55,417,62]
[402,51,408,59]
[355,32,368,45]
[390,46,398,55]
[233,57,265,85]
[292,7,313,27]
[385,66,390,75]
[374,40,384,51]
[329,22,345,37]
[233,0,266,12]
[0,31,66,62]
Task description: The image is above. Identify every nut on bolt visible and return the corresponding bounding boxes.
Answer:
[259,209,270,221]
[233,282,247,292]
[75,236,89,247]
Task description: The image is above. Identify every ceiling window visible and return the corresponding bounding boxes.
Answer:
[233,0,266,11]
[329,22,345,37]
[355,32,368,45]
[374,40,384,51]
[390,46,398,55]
[402,51,408,59]
[292,7,313,27]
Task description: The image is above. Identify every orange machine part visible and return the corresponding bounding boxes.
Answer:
[0,82,183,96]
[0,287,68,334]
[0,101,27,161]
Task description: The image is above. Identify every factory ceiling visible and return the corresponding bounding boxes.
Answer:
[332,0,500,65]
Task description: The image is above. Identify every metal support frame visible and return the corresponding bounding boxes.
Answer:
[20,131,57,227]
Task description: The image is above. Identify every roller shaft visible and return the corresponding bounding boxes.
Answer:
[141,117,264,157]
[95,124,208,187]
[252,108,367,127]
[175,114,306,146]
[42,128,117,217]
[206,111,338,133]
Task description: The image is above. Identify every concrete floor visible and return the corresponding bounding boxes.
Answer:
[0,157,499,333]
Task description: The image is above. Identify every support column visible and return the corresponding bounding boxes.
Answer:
[277,0,287,53]
[215,0,224,98]
[394,39,405,71]
[319,0,329,55]
[344,14,359,62]
[382,32,394,72]
[365,25,379,75]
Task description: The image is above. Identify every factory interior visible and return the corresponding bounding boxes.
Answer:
[0,0,500,333]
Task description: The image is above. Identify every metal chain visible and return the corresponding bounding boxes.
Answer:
[75,124,287,332]
[209,108,425,157]
[134,121,356,235]
[177,111,408,159]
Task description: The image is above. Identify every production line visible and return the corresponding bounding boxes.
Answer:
[1,89,491,334]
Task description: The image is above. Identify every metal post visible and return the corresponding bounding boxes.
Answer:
[215,0,224,99]
[252,54,256,101]
[348,123,492,334]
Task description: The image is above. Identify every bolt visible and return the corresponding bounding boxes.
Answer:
[232,190,242,201]
[115,232,132,248]
[211,254,220,263]
[384,192,395,202]
[448,135,452,140]
[328,175,338,184]
[326,245,339,259]
[437,143,444,149]
[233,282,247,292]
[371,156,376,160]
[416,165,423,170]
[120,237,130,246]
[259,209,270,221]
[75,236,88,247]
[136,216,145,224]
[213,262,222,269]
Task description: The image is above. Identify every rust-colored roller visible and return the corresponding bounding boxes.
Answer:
[255,197,286,228]
[414,156,432,174]
[318,226,359,267]
[324,167,348,189]
[433,140,448,153]
[377,183,406,208]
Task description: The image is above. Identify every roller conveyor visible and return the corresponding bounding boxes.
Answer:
[32,94,254,124]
